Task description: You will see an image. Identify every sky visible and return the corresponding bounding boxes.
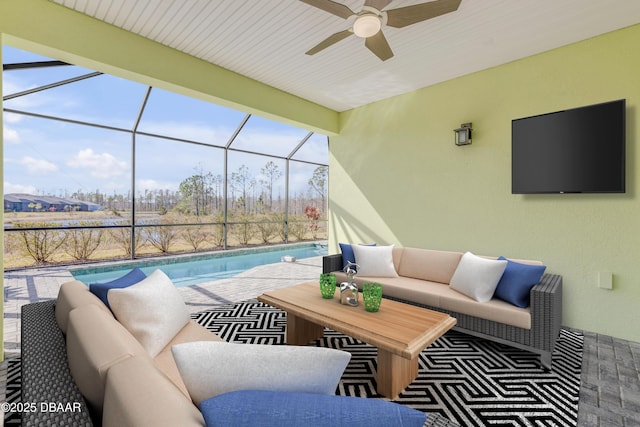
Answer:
[2,46,328,199]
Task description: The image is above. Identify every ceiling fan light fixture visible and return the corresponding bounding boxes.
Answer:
[353,14,382,38]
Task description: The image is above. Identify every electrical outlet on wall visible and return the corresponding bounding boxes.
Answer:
[597,271,613,290]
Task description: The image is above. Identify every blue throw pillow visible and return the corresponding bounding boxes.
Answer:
[339,242,376,271]
[89,268,147,309]
[200,390,427,427]
[494,257,546,308]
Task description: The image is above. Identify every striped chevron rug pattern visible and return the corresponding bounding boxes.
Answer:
[3,358,21,425]
[192,300,583,427]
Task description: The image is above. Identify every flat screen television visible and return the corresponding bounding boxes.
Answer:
[512,99,626,194]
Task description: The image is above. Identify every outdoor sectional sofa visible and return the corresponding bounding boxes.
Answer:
[19,269,458,427]
[323,245,563,368]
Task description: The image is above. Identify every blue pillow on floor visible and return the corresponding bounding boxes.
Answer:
[200,390,427,427]
[89,267,147,309]
[494,257,546,308]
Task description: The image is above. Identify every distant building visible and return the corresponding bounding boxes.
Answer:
[4,194,102,212]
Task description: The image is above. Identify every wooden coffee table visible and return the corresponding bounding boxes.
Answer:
[258,281,457,400]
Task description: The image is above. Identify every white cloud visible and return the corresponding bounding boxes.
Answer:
[3,126,20,144]
[3,113,24,143]
[2,77,27,96]
[288,173,312,195]
[20,156,59,174]
[3,112,23,124]
[136,179,178,192]
[4,182,37,194]
[67,148,128,179]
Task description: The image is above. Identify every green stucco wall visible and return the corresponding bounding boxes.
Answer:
[330,24,640,342]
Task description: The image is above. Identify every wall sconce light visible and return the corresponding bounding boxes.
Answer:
[454,123,472,146]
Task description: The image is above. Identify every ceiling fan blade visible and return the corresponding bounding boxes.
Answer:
[365,30,394,61]
[306,29,353,55]
[299,0,355,19]
[363,0,393,11]
[386,0,461,28]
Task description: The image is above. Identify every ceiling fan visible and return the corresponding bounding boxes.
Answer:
[300,0,462,61]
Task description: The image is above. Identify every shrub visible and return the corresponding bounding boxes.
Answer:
[210,223,224,248]
[230,215,255,245]
[255,215,279,243]
[109,226,145,256]
[288,219,307,242]
[272,213,287,242]
[12,222,67,264]
[183,224,209,251]
[64,221,105,261]
[304,206,321,239]
[144,220,179,253]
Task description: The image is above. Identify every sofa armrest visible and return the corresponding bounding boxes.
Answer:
[529,273,563,353]
[322,254,343,274]
[21,300,94,426]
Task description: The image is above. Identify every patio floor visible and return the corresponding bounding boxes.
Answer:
[2,255,324,355]
[2,257,639,426]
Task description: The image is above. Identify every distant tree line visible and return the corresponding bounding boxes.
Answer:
[65,162,327,217]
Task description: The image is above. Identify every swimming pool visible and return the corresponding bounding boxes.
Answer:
[71,243,327,287]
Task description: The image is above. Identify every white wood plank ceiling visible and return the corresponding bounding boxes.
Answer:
[50,0,640,112]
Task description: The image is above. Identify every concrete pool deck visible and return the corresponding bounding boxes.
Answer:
[2,255,323,357]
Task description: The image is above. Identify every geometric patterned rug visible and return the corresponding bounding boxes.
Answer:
[4,299,583,427]
[3,358,22,425]
[192,300,583,427]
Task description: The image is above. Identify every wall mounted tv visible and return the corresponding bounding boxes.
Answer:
[512,99,626,194]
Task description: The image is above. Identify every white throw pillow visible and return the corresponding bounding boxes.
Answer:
[352,244,398,277]
[172,341,351,404]
[449,252,507,303]
[108,269,190,357]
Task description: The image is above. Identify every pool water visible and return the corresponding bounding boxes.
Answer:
[71,243,327,287]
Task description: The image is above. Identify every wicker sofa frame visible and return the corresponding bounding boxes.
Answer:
[21,300,94,426]
[19,298,460,427]
[323,253,563,368]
